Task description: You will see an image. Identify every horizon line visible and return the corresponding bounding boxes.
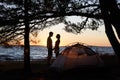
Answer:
[1,44,112,47]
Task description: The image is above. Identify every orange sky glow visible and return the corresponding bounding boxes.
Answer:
[31,23,113,47]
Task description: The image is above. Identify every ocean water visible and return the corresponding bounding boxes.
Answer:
[0,46,115,61]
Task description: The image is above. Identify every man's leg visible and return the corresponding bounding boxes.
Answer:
[47,49,52,65]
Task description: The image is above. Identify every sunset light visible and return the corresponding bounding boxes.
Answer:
[37,23,112,47]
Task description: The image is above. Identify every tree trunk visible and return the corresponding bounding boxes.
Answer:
[99,0,120,59]
[106,0,120,39]
[24,0,31,76]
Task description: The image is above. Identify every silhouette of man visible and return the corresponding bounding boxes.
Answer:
[47,32,53,65]
[54,34,60,58]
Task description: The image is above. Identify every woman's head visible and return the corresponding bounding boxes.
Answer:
[56,34,60,39]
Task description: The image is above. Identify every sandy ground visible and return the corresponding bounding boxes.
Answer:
[0,55,120,80]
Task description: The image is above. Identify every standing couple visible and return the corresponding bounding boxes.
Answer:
[47,32,60,65]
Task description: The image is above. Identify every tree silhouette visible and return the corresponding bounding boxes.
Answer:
[24,0,31,75]
[0,0,65,75]
[99,0,120,59]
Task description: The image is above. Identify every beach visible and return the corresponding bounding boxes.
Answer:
[0,55,120,80]
[0,60,49,80]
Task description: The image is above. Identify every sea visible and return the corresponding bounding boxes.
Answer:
[0,45,115,61]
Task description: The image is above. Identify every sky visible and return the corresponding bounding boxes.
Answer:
[1,1,120,47]
[30,15,120,47]
[36,23,112,47]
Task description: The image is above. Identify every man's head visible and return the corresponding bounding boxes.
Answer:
[49,32,53,37]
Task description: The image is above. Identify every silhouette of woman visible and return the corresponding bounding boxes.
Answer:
[54,34,60,58]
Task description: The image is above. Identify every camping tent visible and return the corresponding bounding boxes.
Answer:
[51,43,104,71]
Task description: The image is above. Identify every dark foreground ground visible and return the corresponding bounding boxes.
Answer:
[0,55,120,80]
